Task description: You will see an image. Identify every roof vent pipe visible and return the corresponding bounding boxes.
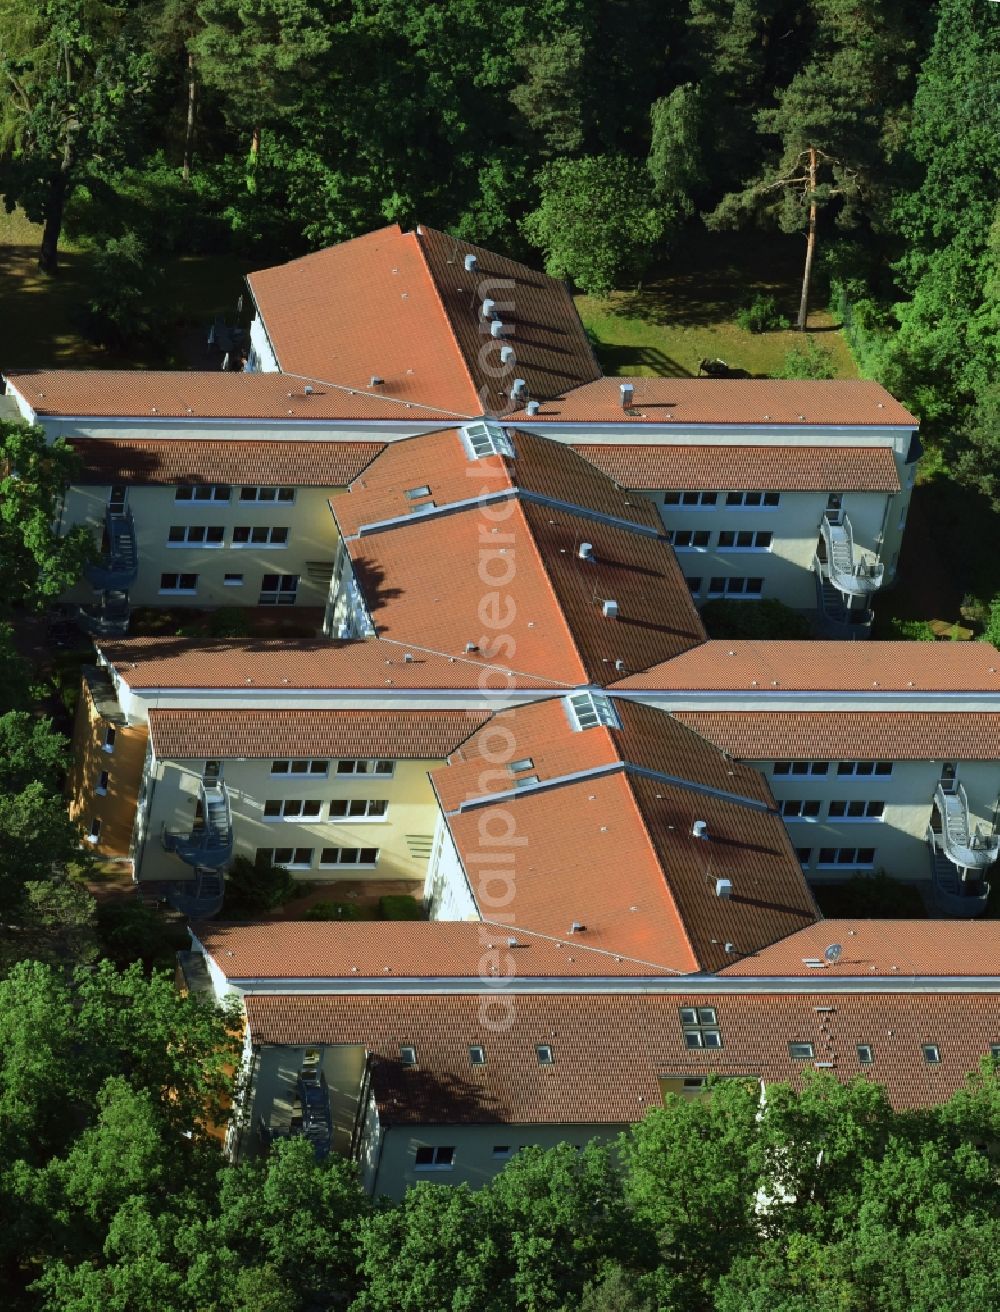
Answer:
[620,382,635,409]
[569,922,586,934]
[602,599,619,619]
[304,384,314,395]
[481,298,495,319]
[464,642,478,653]
[369,375,383,387]
[692,819,709,840]
[525,401,541,416]
[500,345,515,365]
[578,542,594,560]
[510,378,527,401]
[490,319,504,338]
[715,878,733,899]
[464,253,478,272]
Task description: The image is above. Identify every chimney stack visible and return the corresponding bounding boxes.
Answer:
[525,400,540,416]
[620,382,635,409]
[464,253,478,272]
[602,599,619,619]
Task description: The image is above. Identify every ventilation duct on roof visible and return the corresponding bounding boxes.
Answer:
[525,401,540,416]
[490,319,505,338]
[578,542,594,560]
[510,378,527,401]
[481,298,495,319]
[464,253,478,272]
[369,375,384,387]
[715,878,733,899]
[620,382,635,409]
[692,820,709,840]
[602,599,619,619]
[500,345,515,365]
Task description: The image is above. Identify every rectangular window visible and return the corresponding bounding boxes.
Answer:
[257,847,313,869]
[492,1145,514,1158]
[335,759,395,776]
[922,1044,941,1065]
[536,1044,555,1065]
[328,799,388,820]
[779,799,821,819]
[795,847,812,866]
[239,486,295,503]
[774,761,828,776]
[816,847,877,868]
[232,525,290,547]
[716,530,773,551]
[263,798,323,821]
[95,770,110,796]
[175,484,230,502]
[203,760,221,781]
[707,576,764,598]
[414,1145,454,1170]
[102,726,116,753]
[159,572,198,594]
[663,490,717,508]
[724,491,780,509]
[108,484,127,514]
[857,1044,874,1065]
[319,847,379,867]
[679,1007,723,1049]
[789,1042,815,1060]
[828,800,885,821]
[271,759,329,776]
[685,576,702,596]
[259,573,299,606]
[469,1046,486,1066]
[86,817,102,844]
[223,573,244,586]
[836,761,893,777]
[166,525,225,547]
[667,529,710,549]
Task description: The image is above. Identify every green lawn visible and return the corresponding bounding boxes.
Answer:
[575,229,858,380]
[0,207,250,371]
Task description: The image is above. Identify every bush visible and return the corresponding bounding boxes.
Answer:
[777,337,836,380]
[888,617,936,641]
[813,871,927,919]
[76,230,166,349]
[224,854,297,912]
[379,894,425,921]
[302,900,363,921]
[984,595,1000,650]
[206,608,252,639]
[735,294,789,334]
[96,899,189,971]
[700,598,811,640]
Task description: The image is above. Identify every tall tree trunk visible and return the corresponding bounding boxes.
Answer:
[39,148,71,275]
[796,145,818,331]
[182,50,196,184]
[246,123,261,193]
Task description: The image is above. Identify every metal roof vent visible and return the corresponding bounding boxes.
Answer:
[464,253,478,272]
[614,658,625,674]
[369,375,384,387]
[525,400,540,416]
[569,922,586,934]
[510,378,527,401]
[500,345,515,365]
[403,653,413,663]
[481,298,495,319]
[304,384,314,395]
[715,877,733,899]
[620,382,635,409]
[464,641,478,653]
[578,541,594,560]
[490,319,504,338]
[602,598,619,619]
[692,819,709,840]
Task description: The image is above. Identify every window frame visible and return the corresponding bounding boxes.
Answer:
[788,1041,815,1060]
[166,524,225,547]
[232,524,290,548]
[318,847,379,868]
[328,798,389,821]
[174,484,231,503]
[414,1145,455,1170]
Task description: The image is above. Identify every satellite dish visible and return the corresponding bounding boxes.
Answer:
[824,943,843,964]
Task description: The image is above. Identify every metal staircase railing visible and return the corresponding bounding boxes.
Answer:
[84,510,139,591]
[162,781,234,870]
[819,510,884,599]
[931,781,1000,872]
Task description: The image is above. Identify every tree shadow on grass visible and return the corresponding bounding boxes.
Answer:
[592,344,692,378]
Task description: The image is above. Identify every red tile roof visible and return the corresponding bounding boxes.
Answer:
[247,224,599,414]
[147,708,489,761]
[721,921,1000,978]
[615,640,1000,694]
[196,921,679,981]
[333,427,660,538]
[573,443,901,492]
[673,711,1000,761]
[244,990,1000,1121]
[432,698,817,972]
[511,378,918,427]
[344,498,704,685]
[4,370,463,421]
[100,635,563,692]
[69,437,383,487]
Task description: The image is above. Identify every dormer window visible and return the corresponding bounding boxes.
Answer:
[564,691,620,732]
[400,1046,417,1067]
[460,420,514,460]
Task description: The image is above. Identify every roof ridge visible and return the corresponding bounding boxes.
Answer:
[409,226,483,415]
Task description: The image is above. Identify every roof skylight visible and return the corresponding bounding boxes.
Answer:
[564,691,620,732]
[460,420,515,460]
